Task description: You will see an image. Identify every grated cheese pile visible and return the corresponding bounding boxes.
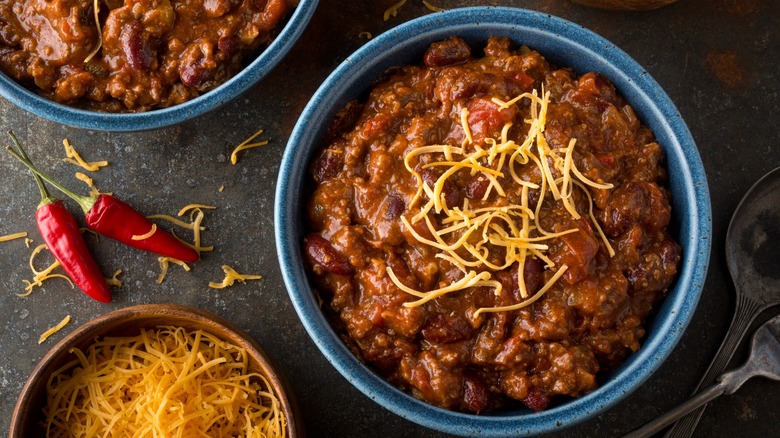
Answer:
[44,327,286,437]
[391,89,614,316]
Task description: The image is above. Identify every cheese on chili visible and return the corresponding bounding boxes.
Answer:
[393,89,615,314]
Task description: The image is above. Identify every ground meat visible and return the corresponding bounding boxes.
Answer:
[0,0,292,111]
[304,36,681,413]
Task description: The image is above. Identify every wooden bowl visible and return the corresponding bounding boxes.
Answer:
[571,0,681,10]
[10,304,301,437]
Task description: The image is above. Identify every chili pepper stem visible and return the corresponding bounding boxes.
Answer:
[7,131,57,209]
[5,144,97,214]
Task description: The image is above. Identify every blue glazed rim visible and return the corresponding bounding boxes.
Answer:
[0,0,318,132]
[276,7,711,437]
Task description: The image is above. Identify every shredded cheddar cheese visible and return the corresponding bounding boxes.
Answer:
[21,244,74,297]
[131,223,157,240]
[146,214,204,231]
[0,231,27,243]
[231,129,269,165]
[62,139,108,171]
[38,315,71,344]
[422,0,444,12]
[74,171,101,196]
[83,0,102,63]
[156,257,191,284]
[106,269,123,287]
[359,31,373,39]
[24,237,33,248]
[395,89,616,315]
[209,265,262,289]
[177,203,217,217]
[383,0,407,20]
[44,327,286,437]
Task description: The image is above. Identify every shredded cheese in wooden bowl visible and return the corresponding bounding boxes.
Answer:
[10,305,298,438]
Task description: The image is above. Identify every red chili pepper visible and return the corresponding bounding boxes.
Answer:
[8,133,111,302]
[85,194,199,262]
[6,139,200,263]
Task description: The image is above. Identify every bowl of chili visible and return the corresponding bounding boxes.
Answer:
[0,0,318,132]
[11,304,300,437]
[275,6,711,437]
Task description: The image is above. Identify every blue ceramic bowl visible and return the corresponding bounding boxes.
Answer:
[0,0,318,132]
[276,7,711,437]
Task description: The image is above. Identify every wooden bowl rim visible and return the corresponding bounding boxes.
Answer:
[10,304,301,437]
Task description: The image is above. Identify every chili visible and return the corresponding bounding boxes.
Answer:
[6,145,200,264]
[9,132,111,303]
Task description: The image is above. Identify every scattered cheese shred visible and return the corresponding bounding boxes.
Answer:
[106,269,123,287]
[24,237,34,247]
[147,214,204,231]
[44,327,286,437]
[0,231,27,243]
[74,171,100,196]
[62,139,109,172]
[383,0,407,20]
[38,315,71,344]
[395,89,616,315]
[177,203,217,217]
[209,265,262,289]
[156,257,191,284]
[358,31,373,39]
[422,0,444,12]
[131,223,157,240]
[20,244,74,297]
[231,129,269,165]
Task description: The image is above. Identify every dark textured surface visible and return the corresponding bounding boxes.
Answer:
[0,1,778,437]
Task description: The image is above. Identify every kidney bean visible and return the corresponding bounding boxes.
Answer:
[424,36,471,67]
[465,174,490,200]
[421,313,472,344]
[523,257,544,296]
[521,387,551,412]
[120,20,152,72]
[303,233,354,275]
[659,238,681,275]
[421,168,459,209]
[217,35,239,59]
[384,194,405,219]
[180,57,206,88]
[312,149,344,183]
[601,182,647,237]
[462,374,490,413]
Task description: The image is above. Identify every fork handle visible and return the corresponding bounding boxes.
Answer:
[664,294,763,437]
[625,382,727,438]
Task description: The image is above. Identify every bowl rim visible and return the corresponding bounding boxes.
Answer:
[0,0,319,132]
[10,303,300,437]
[275,6,711,436]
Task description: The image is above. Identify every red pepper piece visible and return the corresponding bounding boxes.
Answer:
[86,194,199,262]
[8,132,111,302]
[6,139,200,263]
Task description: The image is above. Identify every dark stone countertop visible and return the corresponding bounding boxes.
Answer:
[1,1,778,437]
